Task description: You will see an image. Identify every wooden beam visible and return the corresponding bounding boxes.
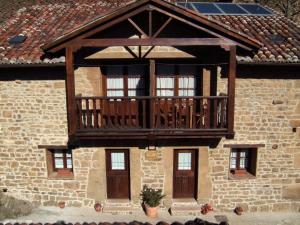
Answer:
[149,10,152,37]
[142,46,155,58]
[227,45,236,138]
[153,17,172,38]
[66,47,76,137]
[124,46,138,58]
[38,145,68,149]
[128,18,148,37]
[47,5,148,53]
[223,144,265,148]
[149,59,155,128]
[71,38,234,47]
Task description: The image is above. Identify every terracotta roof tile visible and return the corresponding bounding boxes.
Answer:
[0,0,299,65]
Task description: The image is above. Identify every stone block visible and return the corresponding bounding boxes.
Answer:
[212,166,224,173]
[145,150,159,161]
[272,203,291,212]
[63,181,80,190]
[282,184,300,200]
[294,153,300,168]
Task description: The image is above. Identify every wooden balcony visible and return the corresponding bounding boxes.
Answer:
[73,96,230,140]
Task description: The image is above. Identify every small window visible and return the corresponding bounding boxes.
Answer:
[53,150,73,171]
[46,148,73,179]
[229,148,257,177]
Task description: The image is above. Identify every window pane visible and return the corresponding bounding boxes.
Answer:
[54,158,64,169]
[240,158,245,169]
[179,76,195,89]
[178,152,192,170]
[111,152,125,170]
[67,159,73,169]
[230,158,236,169]
[54,151,63,157]
[107,66,124,97]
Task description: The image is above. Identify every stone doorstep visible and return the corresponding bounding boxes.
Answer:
[103,199,142,215]
[170,199,202,216]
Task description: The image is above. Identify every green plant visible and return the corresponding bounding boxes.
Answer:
[140,185,165,207]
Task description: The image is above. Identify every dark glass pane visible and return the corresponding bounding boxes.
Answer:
[217,3,248,15]
[240,4,273,15]
[177,2,194,10]
[192,3,222,14]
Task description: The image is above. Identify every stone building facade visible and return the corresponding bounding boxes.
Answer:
[1,65,299,212]
[0,0,300,215]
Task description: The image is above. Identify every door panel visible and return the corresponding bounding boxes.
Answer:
[173,149,198,198]
[106,149,130,199]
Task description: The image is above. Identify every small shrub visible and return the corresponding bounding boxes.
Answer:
[140,185,165,207]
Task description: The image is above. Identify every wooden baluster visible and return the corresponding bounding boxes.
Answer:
[128,99,132,127]
[106,99,112,128]
[77,99,83,130]
[205,98,210,129]
[93,99,97,129]
[172,98,176,129]
[186,98,189,128]
[113,99,118,128]
[136,98,140,128]
[178,98,182,128]
[100,99,104,128]
[199,98,203,128]
[213,98,218,128]
[164,98,168,128]
[142,99,146,128]
[157,98,161,128]
[121,98,125,128]
[192,98,196,129]
[86,99,91,128]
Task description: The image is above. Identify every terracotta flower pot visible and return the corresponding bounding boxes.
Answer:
[144,204,158,218]
[94,203,102,212]
[58,201,65,209]
[234,206,243,215]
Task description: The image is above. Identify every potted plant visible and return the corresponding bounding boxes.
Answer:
[58,201,65,209]
[234,206,243,215]
[140,185,165,218]
[94,202,102,212]
[201,203,213,215]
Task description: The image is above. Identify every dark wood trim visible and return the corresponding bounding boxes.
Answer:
[38,145,68,149]
[149,59,156,128]
[153,17,172,38]
[66,47,76,137]
[69,38,233,48]
[224,144,265,148]
[45,5,149,53]
[128,18,148,37]
[42,0,260,53]
[124,46,138,58]
[226,45,236,138]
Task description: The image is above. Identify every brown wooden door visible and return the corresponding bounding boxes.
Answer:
[173,149,198,198]
[106,149,130,199]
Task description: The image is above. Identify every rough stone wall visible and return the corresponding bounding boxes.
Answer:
[210,77,300,212]
[0,69,300,212]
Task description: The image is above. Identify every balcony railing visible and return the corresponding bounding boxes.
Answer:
[75,96,228,133]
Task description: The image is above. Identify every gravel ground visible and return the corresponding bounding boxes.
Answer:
[0,207,299,225]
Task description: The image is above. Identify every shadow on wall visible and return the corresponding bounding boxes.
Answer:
[71,138,222,149]
[0,192,34,221]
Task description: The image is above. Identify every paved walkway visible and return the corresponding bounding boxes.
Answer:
[1,207,299,225]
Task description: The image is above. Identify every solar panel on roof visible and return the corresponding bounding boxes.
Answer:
[8,35,27,45]
[192,3,222,14]
[176,2,274,16]
[177,2,194,10]
[217,3,248,15]
[239,4,273,15]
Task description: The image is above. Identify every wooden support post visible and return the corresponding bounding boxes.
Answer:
[149,59,155,129]
[227,45,236,138]
[66,47,76,137]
